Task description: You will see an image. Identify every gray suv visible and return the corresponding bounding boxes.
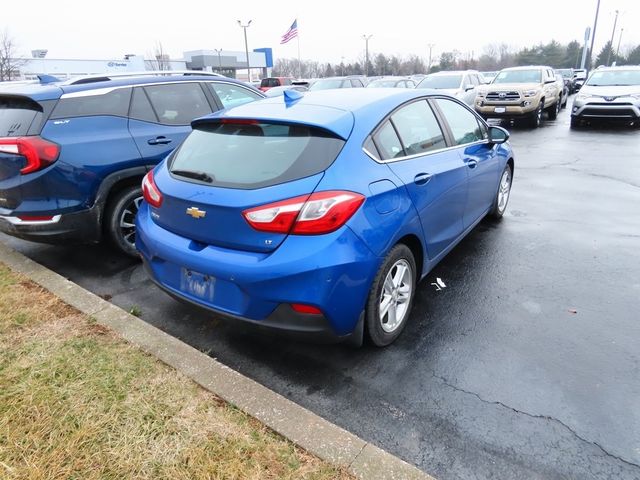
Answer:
[571,66,640,128]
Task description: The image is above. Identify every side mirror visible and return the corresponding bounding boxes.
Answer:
[465,84,475,92]
[488,126,509,144]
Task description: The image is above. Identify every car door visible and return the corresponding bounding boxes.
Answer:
[543,69,558,104]
[374,99,467,260]
[128,82,213,164]
[433,97,500,228]
[205,81,263,109]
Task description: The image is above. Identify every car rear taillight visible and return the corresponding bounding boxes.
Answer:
[0,136,60,175]
[142,171,163,208]
[243,191,365,235]
[290,303,323,315]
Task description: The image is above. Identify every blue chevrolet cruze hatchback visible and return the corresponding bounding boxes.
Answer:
[136,89,514,346]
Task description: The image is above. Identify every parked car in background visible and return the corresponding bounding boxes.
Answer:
[136,89,514,347]
[308,76,366,90]
[573,69,587,90]
[571,66,640,128]
[0,71,264,256]
[481,71,498,83]
[556,68,576,93]
[555,73,569,108]
[415,71,484,106]
[259,77,294,92]
[264,85,308,97]
[366,77,416,88]
[475,66,561,128]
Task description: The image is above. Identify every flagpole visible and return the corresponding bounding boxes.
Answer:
[296,18,301,79]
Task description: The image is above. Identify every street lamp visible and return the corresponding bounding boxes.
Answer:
[213,48,223,72]
[427,43,435,73]
[606,10,620,66]
[237,20,252,81]
[588,0,601,72]
[362,35,372,77]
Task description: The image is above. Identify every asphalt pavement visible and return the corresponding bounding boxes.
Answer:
[2,105,639,479]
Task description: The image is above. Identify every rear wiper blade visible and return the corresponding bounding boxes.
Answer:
[172,169,214,183]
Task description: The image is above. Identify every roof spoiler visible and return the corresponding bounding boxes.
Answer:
[37,74,61,84]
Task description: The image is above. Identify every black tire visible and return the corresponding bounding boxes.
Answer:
[548,97,560,120]
[105,185,143,257]
[489,164,513,220]
[529,101,544,128]
[365,244,417,347]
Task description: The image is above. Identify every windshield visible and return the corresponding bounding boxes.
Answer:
[309,79,344,91]
[586,70,640,87]
[367,80,399,88]
[170,122,344,189]
[557,69,573,78]
[493,70,542,84]
[416,75,462,89]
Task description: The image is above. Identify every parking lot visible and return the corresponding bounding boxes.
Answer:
[2,104,639,479]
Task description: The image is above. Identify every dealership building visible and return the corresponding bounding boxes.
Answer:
[9,48,273,81]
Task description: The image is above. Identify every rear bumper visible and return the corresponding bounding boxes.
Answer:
[136,203,380,340]
[0,205,102,244]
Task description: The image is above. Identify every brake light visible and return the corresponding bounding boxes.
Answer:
[142,171,163,208]
[243,191,365,235]
[0,136,60,175]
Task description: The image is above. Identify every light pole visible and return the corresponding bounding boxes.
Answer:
[606,10,619,66]
[588,0,601,72]
[615,28,624,60]
[213,48,223,72]
[427,43,435,73]
[237,20,252,81]
[341,56,345,76]
[362,35,372,77]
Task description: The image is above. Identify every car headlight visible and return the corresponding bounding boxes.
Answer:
[522,89,540,97]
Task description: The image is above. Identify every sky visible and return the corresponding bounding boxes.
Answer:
[3,0,639,64]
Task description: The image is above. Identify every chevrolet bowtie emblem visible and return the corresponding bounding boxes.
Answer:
[186,207,206,219]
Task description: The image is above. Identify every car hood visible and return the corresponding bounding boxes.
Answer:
[579,84,640,97]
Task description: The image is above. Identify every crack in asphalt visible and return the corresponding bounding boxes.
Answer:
[431,373,640,471]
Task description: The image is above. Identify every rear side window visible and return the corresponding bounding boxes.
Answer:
[144,83,211,125]
[391,100,446,155]
[0,96,43,137]
[434,98,485,145]
[170,122,345,189]
[373,121,404,160]
[51,88,132,119]
[206,83,262,109]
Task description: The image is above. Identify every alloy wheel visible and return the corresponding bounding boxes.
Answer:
[379,259,413,333]
[497,168,512,214]
[118,196,143,248]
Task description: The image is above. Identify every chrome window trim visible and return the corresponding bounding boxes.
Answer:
[61,80,262,100]
[363,139,489,164]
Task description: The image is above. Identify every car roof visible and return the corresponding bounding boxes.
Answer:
[594,65,640,71]
[0,74,254,101]
[429,70,477,75]
[501,65,552,71]
[192,88,441,140]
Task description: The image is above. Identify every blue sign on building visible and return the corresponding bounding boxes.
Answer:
[254,48,273,68]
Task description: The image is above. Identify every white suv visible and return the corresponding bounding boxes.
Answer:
[571,66,640,128]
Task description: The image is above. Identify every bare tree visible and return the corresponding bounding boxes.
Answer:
[0,29,26,81]
[146,41,171,71]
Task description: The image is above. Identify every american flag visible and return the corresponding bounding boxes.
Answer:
[280,19,298,44]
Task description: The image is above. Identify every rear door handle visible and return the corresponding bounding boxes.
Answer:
[147,136,172,145]
[465,159,478,168]
[414,173,433,185]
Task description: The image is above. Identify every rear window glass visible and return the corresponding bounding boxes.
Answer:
[170,122,345,189]
[51,88,132,119]
[0,96,43,137]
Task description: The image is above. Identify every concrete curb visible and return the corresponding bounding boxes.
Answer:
[0,242,434,480]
